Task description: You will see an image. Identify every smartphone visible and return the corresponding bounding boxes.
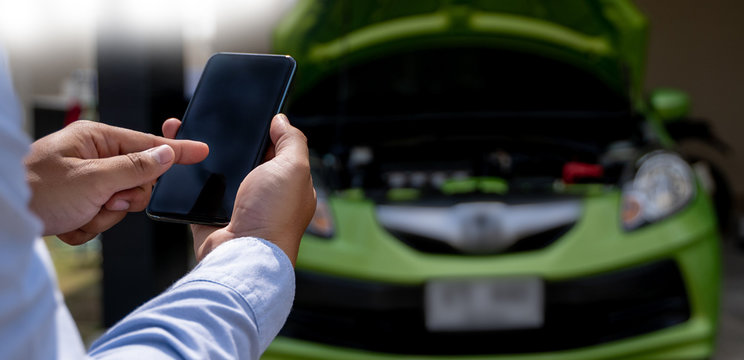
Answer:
[146,53,296,225]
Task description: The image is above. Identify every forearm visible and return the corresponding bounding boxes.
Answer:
[89,237,295,359]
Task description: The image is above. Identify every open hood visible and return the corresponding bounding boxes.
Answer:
[274,0,648,109]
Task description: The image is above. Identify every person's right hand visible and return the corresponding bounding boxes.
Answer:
[25,120,209,244]
[162,114,316,265]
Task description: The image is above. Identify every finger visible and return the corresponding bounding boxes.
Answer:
[56,209,127,245]
[58,229,98,246]
[269,114,309,163]
[85,121,208,165]
[162,118,182,139]
[89,144,176,195]
[78,209,128,235]
[104,184,151,212]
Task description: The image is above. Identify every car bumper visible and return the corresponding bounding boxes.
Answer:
[264,328,713,360]
[264,191,720,359]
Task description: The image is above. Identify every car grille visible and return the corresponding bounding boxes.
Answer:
[388,223,574,255]
[377,201,581,255]
[279,260,690,355]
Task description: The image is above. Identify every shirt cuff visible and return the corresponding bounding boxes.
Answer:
[172,237,295,350]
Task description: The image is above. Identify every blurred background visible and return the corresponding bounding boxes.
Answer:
[1,0,743,359]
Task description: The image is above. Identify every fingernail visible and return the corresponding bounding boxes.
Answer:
[276,113,289,126]
[109,199,130,211]
[148,144,174,165]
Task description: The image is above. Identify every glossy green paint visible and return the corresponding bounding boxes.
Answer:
[441,177,510,195]
[265,1,720,358]
[385,188,421,202]
[295,189,719,284]
[264,328,713,360]
[264,190,720,359]
[650,88,692,123]
[274,0,647,101]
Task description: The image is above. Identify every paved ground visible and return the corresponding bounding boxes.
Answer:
[715,238,744,360]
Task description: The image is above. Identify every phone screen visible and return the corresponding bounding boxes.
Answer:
[147,53,296,225]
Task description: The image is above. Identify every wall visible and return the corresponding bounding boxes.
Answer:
[635,0,744,205]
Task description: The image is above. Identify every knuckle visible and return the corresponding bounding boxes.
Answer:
[68,119,97,132]
[68,119,90,128]
[293,129,309,145]
[125,152,149,174]
[288,160,311,179]
[296,159,311,173]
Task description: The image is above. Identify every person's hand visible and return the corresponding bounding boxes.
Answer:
[25,120,209,244]
[161,114,316,265]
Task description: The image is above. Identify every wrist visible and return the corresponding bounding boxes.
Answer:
[196,228,237,261]
[197,226,298,267]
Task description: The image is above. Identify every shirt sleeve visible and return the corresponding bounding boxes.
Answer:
[0,44,295,360]
[88,237,295,360]
[0,45,87,360]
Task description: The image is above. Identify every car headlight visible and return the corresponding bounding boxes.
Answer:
[621,151,696,230]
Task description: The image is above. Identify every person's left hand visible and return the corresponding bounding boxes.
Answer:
[25,120,209,245]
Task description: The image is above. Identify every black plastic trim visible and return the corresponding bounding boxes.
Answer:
[280,259,691,355]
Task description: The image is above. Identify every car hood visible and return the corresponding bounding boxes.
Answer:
[274,0,648,106]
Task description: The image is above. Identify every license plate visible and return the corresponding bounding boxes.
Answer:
[425,277,544,332]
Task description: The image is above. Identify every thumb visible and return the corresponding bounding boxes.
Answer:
[92,144,175,194]
[270,113,309,161]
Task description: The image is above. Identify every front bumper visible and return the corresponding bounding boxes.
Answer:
[263,191,720,359]
[282,259,689,355]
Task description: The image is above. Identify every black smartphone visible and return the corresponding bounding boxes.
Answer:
[146,53,296,225]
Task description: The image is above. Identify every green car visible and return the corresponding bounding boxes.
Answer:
[264,1,721,359]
